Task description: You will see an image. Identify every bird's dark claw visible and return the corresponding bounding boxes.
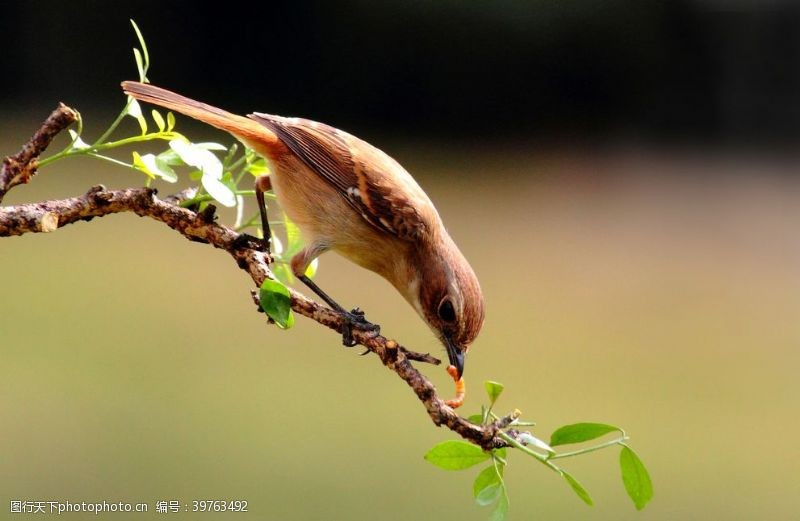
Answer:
[233,233,268,253]
[340,307,380,347]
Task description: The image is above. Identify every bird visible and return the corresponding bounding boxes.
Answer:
[121,81,484,378]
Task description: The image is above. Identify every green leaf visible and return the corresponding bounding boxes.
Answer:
[473,464,503,500]
[488,491,509,521]
[126,97,142,118]
[169,140,221,177]
[284,213,304,257]
[272,263,294,285]
[484,381,504,404]
[166,111,176,132]
[304,257,319,279]
[125,98,147,135]
[153,156,178,183]
[476,484,501,506]
[550,423,621,447]
[157,149,184,166]
[423,440,490,470]
[467,413,484,425]
[131,151,154,179]
[620,446,653,510]
[561,470,593,506]
[493,447,507,460]
[169,140,234,207]
[203,176,236,207]
[152,109,165,132]
[133,152,178,183]
[133,48,145,82]
[247,159,270,176]
[258,279,294,329]
[130,19,149,79]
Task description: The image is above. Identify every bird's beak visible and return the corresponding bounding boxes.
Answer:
[445,336,465,379]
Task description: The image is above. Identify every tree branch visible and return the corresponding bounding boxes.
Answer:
[1,105,521,452]
[0,104,78,204]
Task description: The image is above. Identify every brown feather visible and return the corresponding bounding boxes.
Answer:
[249,113,431,241]
[120,81,285,159]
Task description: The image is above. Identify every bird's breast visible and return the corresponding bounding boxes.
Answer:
[268,155,404,277]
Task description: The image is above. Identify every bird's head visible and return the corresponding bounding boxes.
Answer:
[409,234,485,379]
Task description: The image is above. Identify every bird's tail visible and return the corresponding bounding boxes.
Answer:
[121,81,282,157]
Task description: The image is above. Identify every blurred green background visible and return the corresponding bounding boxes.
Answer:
[2,1,800,520]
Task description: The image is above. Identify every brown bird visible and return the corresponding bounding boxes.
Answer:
[122,81,484,377]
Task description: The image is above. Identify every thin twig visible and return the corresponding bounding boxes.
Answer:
[0,104,78,203]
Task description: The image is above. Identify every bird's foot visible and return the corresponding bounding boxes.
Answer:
[232,233,268,253]
[340,307,380,347]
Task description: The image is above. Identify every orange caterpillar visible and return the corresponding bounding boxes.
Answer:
[444,365,466,408]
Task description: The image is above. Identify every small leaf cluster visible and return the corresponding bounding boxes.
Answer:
[425,383,653,520]
[547,423,653,509]
[425,441,509,521]
[426,381,512,519]
[42,21,273,219]
[39,20,305,326]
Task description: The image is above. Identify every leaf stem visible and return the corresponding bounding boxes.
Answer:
[92,132,182,151]
[37,151,68,168]
[547,436,629,460]
[85,153,134,169]
[229,155,248,177]
[92,100,133,147]
[39,128,182,169]
[498,431,547,462]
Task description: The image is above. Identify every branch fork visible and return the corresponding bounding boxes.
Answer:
[0,104,78,204]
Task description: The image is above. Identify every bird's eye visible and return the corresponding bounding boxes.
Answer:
[438,298,457,323]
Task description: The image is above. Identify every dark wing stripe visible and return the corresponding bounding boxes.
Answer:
[280,126,348,190]
[251,114,397,235]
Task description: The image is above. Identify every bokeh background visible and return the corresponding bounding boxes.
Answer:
[2,1,799,519]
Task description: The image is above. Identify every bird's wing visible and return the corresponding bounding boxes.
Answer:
[249,113,430,241]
